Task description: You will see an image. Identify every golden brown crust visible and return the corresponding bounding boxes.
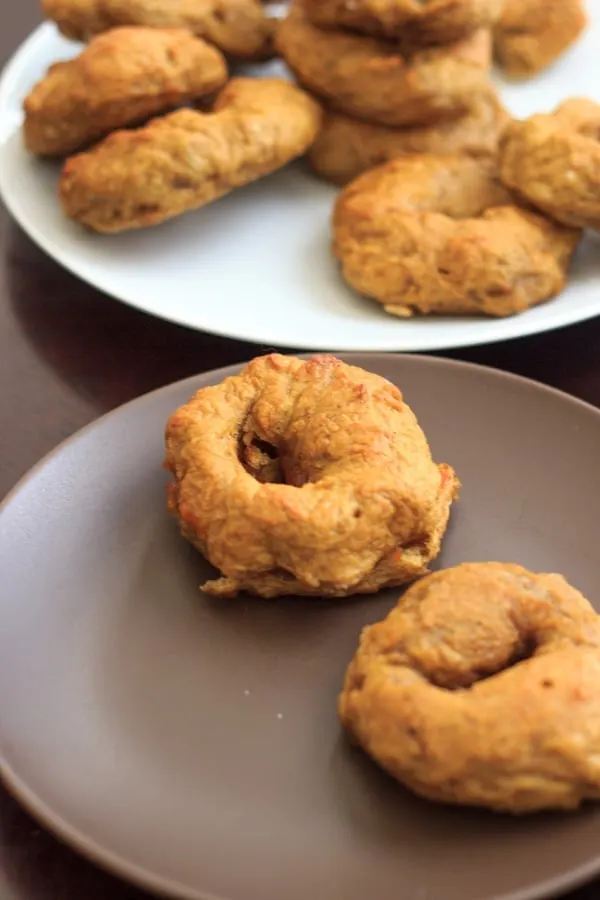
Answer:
[499,99,600,231]
[304,0,503,45]
[494,0,587,77]
[276,2,492,128]
[333,155,581,318]
[339,562,600,813]
[23,27,227,158]
[164,353,459,599]
[42,0,275,61]
[309,90,510,186]
[59,77,322,233]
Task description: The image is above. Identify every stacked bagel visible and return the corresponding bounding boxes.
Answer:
[276,0,508,186]
[23,3,323,233]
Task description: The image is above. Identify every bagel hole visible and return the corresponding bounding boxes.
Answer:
[239,432,284,484]
[467,634,537,688]
[423,634,538,691]
[254,438,277,459]
[508,634,537,666]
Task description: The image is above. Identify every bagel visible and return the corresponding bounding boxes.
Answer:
[494,0,587,77]
[304,0,504,45]
[339,562,600,813]
[276,2,492,128]
[333,155,581,318]
[164,354,459,599]
[23,27,227,158]
[499,99,600,231]
[59,77,322,233]
[309,91,510,186]
[42,0,275,61]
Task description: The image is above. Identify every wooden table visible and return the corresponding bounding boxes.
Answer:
[2,4,600,899]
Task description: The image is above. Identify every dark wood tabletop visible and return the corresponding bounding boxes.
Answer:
[2,4,600,899]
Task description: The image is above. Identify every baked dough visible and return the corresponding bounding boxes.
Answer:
[276,2,492,127]
[164,353,459,598]
[333,155,581,317]
[500,99,600,231]
[304,0,503,45]
[494,0,587,77]
[340,562,600,813]
[23,27,227,158]
[309,91,509,186]
[42,0,274,61]
[59,78,322,232]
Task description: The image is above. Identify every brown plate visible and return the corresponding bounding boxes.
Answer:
[1,354,600,900]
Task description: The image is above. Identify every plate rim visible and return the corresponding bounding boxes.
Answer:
[3,364,600,900]
[4,752,600,900]
[2,25,600,352]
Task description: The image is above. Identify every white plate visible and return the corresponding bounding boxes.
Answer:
[1,14,600,351]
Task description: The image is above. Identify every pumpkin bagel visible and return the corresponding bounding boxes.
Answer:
[164,354,459,598]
